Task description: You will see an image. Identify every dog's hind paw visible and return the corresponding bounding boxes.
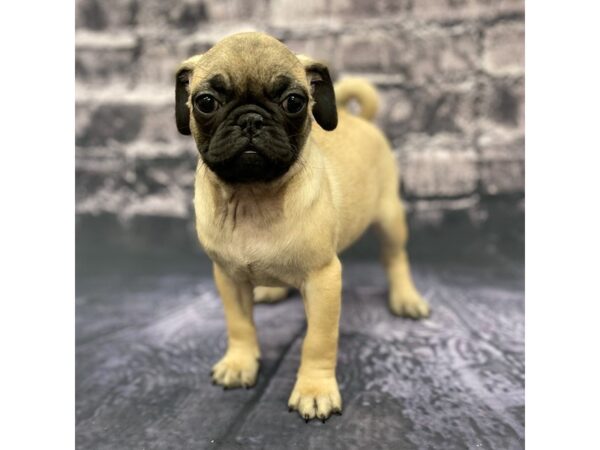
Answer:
[211,349,260,389]
[390,290,430,319]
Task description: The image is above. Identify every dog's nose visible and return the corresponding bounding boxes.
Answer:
[238,112,264,137]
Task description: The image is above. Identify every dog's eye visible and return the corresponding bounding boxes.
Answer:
[282,94,306,114]
[194,95,219,114]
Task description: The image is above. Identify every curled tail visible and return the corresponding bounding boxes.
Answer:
[334,77,380,121]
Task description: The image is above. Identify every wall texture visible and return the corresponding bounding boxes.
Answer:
[75,0,524,244]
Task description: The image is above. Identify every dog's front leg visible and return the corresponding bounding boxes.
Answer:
[289,257,342,421]
[211,263,260,389]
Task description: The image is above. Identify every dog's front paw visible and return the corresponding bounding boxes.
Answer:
[390,288,430,318]
[211,349,259,389]
[288,373,342,422]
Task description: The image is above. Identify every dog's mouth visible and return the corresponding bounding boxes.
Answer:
[238,146,261,159]
[206,144,292,184]
[235,144,267,164]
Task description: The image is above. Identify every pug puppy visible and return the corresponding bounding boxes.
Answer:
[175,32,429,422]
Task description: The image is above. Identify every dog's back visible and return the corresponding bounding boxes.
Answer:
[311,78,401,252]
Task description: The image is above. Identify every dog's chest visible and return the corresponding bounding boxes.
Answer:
[195,198,312,287]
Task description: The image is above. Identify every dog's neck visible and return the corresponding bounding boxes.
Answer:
[198,139,325,227]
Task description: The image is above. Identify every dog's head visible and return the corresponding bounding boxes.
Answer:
[175,32,337,183]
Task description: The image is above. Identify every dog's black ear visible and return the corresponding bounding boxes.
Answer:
[175,56,202,136]
[300,57,338,131]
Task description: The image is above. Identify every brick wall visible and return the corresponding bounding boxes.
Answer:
[76,0,524,241]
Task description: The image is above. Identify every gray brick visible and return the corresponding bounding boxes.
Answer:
[388,24,480,83]
[76,142,197,219]
[329,0,412,18]
[205,0,270,23]
[337,32,390,72]
[133,0,210,30]
[478,128,524,195]
[483,21,524,76]
[136,37,185,86]
[77,0,270,31]
[76,182,192,219]
[335,23,479,83]
[76,32,141,85]
[406,196,480,227]
[76,102,146,146]
[269,0,411,24]
[283,34,339,68]
[269,0,329,25]
[76,0,134,30]
[478,75,524,131]
[412,0,524,22]
[76,89,178,147]
[378,80,478,139]
[397,133,478,198]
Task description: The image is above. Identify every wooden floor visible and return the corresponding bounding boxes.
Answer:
[76,253,524,449]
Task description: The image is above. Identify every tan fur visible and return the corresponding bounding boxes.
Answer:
[179,32,428,421]
[335,77,380,121]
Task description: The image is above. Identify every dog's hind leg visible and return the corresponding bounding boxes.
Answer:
[253,286,290,303]
[374,197,430,318]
